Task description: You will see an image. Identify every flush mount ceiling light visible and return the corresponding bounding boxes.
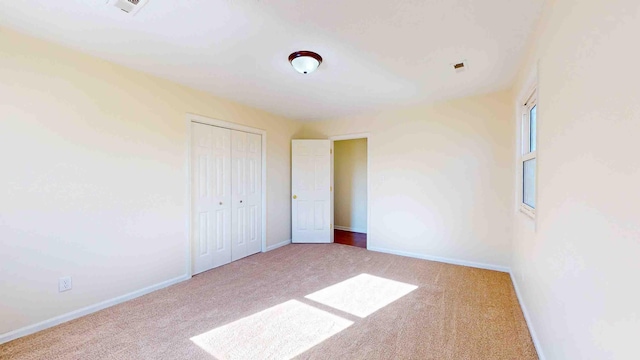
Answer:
[288,51,323,74]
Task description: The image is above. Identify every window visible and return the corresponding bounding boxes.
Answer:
[520,88,537,217]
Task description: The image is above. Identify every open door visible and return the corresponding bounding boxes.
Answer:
[291,140,331,243]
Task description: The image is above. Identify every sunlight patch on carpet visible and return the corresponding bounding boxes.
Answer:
[190,300,353,359]
[305,273,418,318]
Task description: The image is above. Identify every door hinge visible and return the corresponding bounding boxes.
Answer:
[330,186,332,191]
[330,149,332,154]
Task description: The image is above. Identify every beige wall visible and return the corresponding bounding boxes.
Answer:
[510,0,640,358]
[305,91,514,269]
[334,139,368,233]
[0,27,303,335]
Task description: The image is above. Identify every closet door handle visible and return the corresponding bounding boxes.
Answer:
[240,200,243,203]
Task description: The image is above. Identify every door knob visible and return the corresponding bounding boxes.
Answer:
[219,202,223,205]
[240,200,243,203]
[293,195,297,199]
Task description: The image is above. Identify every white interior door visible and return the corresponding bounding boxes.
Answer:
[292,139,331,243]
[231,130,262,261]
[192,123,232,275]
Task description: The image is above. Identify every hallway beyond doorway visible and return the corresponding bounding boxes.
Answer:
[334,229,367,249]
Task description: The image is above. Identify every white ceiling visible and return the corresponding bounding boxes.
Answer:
[0,0,544,121]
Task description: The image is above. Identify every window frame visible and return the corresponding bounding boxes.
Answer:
[520,88,537,218]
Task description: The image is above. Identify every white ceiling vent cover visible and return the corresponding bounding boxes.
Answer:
[108,0,150,16]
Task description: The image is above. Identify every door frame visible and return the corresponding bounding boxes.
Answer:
[185,113,268,277]
[329,133,370,249]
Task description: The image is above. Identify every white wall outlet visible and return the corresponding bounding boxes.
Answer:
[59,276,72,292]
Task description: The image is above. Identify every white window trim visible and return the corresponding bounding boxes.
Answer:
[519,87,537,219]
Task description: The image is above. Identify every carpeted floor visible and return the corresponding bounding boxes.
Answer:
[0,244,537,359]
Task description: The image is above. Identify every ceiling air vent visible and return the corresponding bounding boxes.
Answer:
[452,60,468,73]
[108,0,149,15]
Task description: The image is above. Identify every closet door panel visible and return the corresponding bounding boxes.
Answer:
[192,123,231,275]
[246,132,262,255]
[231,130,248,261]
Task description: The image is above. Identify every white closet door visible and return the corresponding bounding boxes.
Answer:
[231,130,248,261]
[245,132,262,255]
[291,140,331,243]
[192,123,232,275]
[231,130,262,261]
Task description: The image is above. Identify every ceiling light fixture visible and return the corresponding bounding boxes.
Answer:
[288,51,323,74]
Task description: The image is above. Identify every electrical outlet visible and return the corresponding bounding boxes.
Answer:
[59,276,72,292]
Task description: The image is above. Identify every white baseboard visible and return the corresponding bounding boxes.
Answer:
[334,225,367,234]
[367,246,510,273]
[510,273,545,360]
[265,239,291,252]
[0,274,190,345]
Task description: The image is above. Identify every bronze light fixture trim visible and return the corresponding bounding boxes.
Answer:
[288,51,323,74]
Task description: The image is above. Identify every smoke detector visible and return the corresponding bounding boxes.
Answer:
[107,0,150,16]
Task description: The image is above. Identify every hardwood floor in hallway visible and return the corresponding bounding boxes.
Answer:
[334,229,367,249]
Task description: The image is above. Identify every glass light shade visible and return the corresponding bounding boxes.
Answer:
[291,56,320,74]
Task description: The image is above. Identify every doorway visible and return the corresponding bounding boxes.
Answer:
[331,137,368,249]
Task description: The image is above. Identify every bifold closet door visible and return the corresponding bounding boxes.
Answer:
[231,130,262,261]
[191,123,232,275]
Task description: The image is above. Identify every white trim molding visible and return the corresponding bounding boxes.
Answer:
[0,275,190,345]
[185,113,268,276]
[265,239,292,252]
[334,225,367,234]
[368,246,510,273]
[510,273,546,360]
[329,132,370,141]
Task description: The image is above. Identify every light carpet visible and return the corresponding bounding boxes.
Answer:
[0,244,537,359]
